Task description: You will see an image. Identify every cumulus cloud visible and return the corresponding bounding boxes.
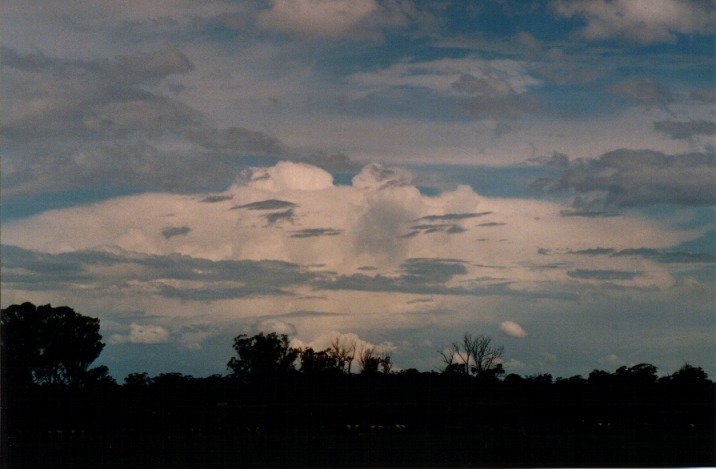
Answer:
[552,0,716,44]
[2,161,690,310]
[110,323,170,344]
[500,321,528,338]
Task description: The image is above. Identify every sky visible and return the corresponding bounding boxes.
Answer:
[1,0,715,380]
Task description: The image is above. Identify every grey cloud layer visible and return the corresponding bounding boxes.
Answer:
[533,149,716,208]
[1,47,286,197]
[653,120,716,139]
[1,245,320,298]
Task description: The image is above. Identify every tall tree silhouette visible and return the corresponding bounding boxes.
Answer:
[1,302,107,390]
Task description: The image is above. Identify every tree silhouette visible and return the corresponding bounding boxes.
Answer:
[440,333,504,377]
[669,363,708,385]
[330,336,356,373]
[358,346,392,374]
[227,332,298,381]
[1,302,107,390]
[299,346,341,375]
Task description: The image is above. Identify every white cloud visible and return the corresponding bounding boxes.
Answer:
[500,321,528,338]
[2,161,689,283]
[109,323,171,345]
[553,0,715,44]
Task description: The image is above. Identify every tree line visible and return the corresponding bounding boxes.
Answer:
[2,302,714,468]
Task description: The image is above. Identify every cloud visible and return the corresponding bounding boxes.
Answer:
[608,77,673,106]
[0,47,287,198]
[347,56,542,123]
[552,0,716,44]
[162,226,192,239]
[232,200,298,211]
[566,243,716,265]
[533,149,716,208]
[352,163,414,190]
[2,161,694,322]
[258,0,379,39]
[3,160,709,376]
[691,88,716,103]
[0,244,322,300]
[110,323,170,344]
[500,321,527,338]
[567,269,640,281]
[253,319,298,337]
[290,228,343,238]
[453,73,541,120]
[237,162,335,192]
[653,120,716,139]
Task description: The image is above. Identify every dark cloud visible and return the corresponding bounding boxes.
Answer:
[402,212,492,237]
[201,195,234,203]
[608,77,673,106]
[527,152,570,168]
[232,199,298,210]
[272,310,346,319]
[567,269,640,281]
[232,199,299,224]
[415,212,492,222]
[400,258,468,284]
[567,246,716,265]
[404,223,465,236]
[313,269,575,300]
[300,152,360,172]
[1,47,287,198]
[162,225,191,239]
[653,120,716,139]
[290,228,342,238]
[1,244,322,296]
[158,284,293,301]
[266,209,295,224]
[185,126,284,156]
[559,210,620,218]
[534,149,716,208]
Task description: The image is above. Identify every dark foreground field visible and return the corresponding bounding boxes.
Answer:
[4,373,715,468]
[8,422,714,468]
